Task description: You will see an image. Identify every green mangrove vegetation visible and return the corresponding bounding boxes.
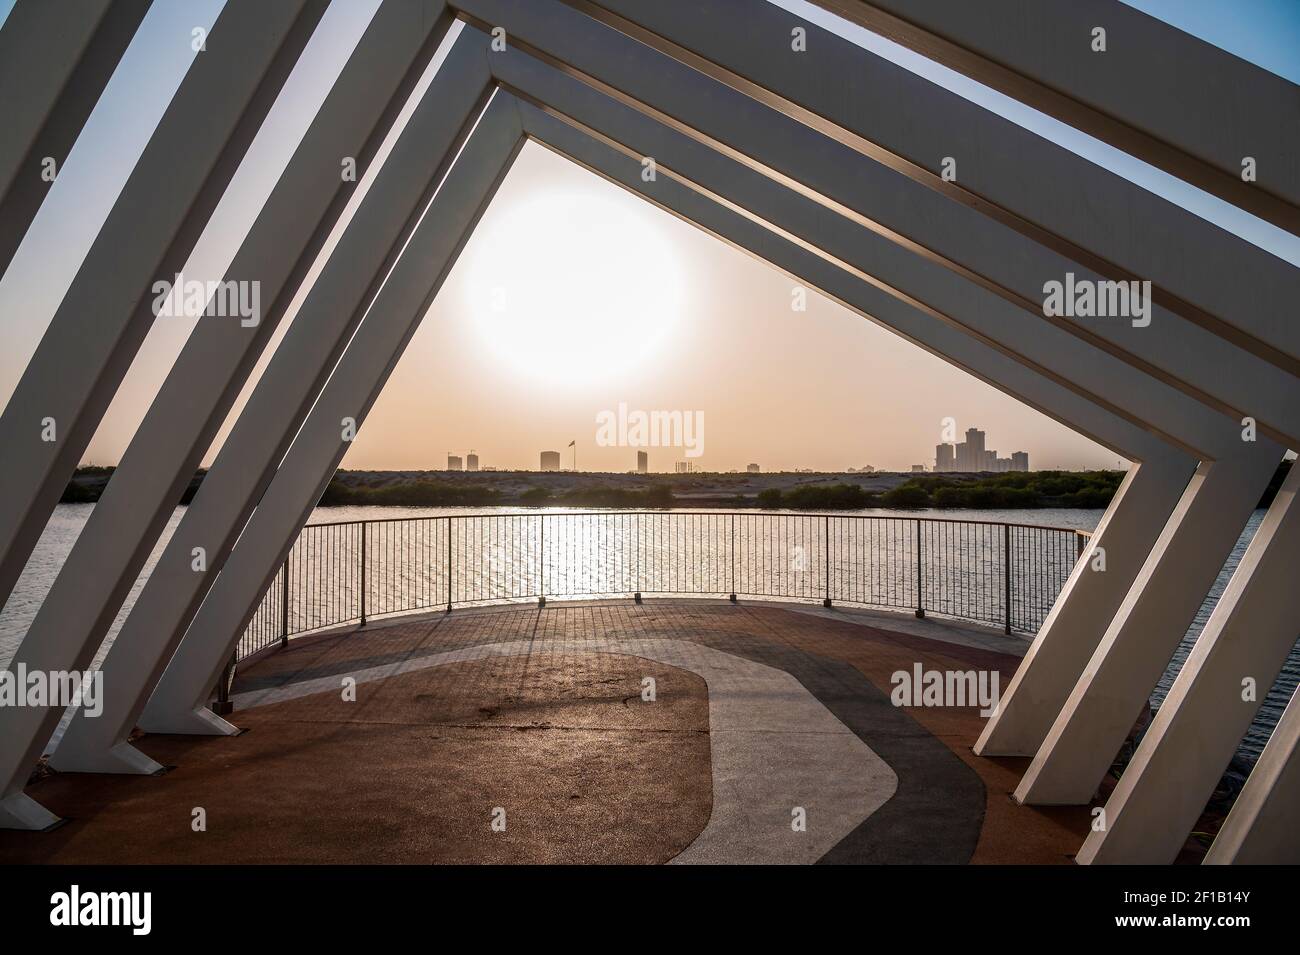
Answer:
[756,471,1125,510]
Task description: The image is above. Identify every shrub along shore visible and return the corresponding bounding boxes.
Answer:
[60,459,1291,511]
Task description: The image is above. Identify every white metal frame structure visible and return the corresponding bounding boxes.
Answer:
[0,1,1295,867]
[0,0,151,279]
[17,0,458,777]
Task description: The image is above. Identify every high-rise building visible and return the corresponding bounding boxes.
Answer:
[636,450,648,473]
[962,428,986,472]
[466,452,479,472]
[540,450,561,471]
[447,454,462,471]
[935,443,954,472]
[746,463,760,473]
[933,428,1027,473]
[675,461,694,473]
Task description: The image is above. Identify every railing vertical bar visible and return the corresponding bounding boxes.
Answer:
[359,521,367,626]
[1003,523,1012,634]
[729,512,736,602]
[823,514,831,607]
[280,554,290,647]
[915,518,924,618]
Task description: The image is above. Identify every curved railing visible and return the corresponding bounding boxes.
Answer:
[236,511,1091,661]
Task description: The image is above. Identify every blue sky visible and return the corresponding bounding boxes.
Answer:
[776,0,1300,266]
[1125,0,1300,82]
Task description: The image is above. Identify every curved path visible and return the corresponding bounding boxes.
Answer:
[235,636,900,864]
[0,601,1093,864]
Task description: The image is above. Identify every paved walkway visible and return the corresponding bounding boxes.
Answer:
[0,601,1093,863]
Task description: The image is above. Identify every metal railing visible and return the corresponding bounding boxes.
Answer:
[237,511,1090,661]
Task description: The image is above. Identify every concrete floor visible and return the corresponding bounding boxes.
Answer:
[0,601,1096,863]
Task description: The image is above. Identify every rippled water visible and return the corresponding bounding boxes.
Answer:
[1,504,1294,764]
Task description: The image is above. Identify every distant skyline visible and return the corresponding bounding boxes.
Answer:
[1,1,1295,475]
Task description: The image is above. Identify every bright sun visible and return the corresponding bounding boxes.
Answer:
[460,183,686,387]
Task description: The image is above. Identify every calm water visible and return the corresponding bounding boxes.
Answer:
[2,504,1294,764]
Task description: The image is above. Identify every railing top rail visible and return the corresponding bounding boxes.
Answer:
[298,509,1092,536]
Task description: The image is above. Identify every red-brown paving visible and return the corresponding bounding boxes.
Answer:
[0,601,1102,864]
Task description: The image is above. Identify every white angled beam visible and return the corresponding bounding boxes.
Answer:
[488,46,1213,455]
[510,101,1177,473]
[0,0,324,616]
[457,0,1299,451]
[1078,462,1300,863]
[89,33,492,748]
[137,95,524,737]
[0,791,59,832]
[975,451,1195,756]
[1205,681,1300,865]
[806,0,1300,234]
[0,0,150,279]
[579,0,1300,370]
[0,0,114,194]
[42,0,455,778]
[1016,444,1285,806]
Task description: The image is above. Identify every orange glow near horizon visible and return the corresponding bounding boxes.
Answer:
[330,143,1124,474]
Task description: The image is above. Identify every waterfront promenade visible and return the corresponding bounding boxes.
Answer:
[0,600,1112,864]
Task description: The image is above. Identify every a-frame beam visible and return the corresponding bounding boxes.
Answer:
[18,31,496,793]
[31,0,457,779]
[803,0,1300,234]
[449,0,1300,452]
[486,45,1228,458]
[140,96,526,743]
[973,452,1196,757]
[0,0,117,193]
[1205,679,1300,864]
[1077,462,1300,863]
[0,0,327,617]
[569,0,1300,372]
[0,0,151,280]
[1015,446,1284,806]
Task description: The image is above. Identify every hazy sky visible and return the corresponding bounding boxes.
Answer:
[1,0,1296,473]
